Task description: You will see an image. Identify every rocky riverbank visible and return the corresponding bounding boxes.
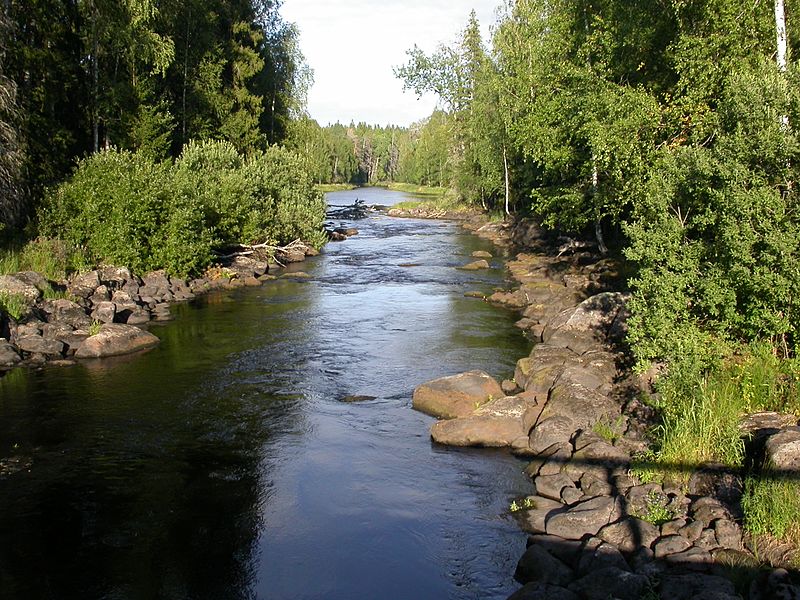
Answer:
[0,242,320,370]
[412,217,800,600]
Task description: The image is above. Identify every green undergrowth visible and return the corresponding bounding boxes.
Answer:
[0,237,91,281]
[392,189,470,214]
[642,342,800,552]
[39,141,326,278]
[0,291,28,320]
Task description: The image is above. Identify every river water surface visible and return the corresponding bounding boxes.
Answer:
[0,188,532,600]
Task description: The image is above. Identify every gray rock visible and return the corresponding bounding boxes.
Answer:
[74,323,159,358]
[508,582,579,600]
[661,518,687,537]
[99,266,131,287]
[576,537,630,575]
[68,270,100,298]
[118,306,151,325]
[598,517,660,553]
[663,546,713,570]
[43,299,92,329]
[0,340,21,366]
[515,497,566,535]
[412,370,504,419]
[694,527,719,551]
[580,474,614,497]
[0,274,41,304]
[527,534,584,567]
[540,381,621,433]
[658,573,736,600]
[653,534,692,558]
[16,335,64,356]
[472,250,493,259]
[538,444,573,477]
[91,301,116,324]
[535,473,576,502]
[561,487,584,505]
[543,292,628,343]
[568,566,648,600]
[430,404,527,447]
[764,427,800,471]
[546,496,623,540]
[679,519,704,542]
[515,543,573,586]
[713,519,742,552]
[529,416,577,454]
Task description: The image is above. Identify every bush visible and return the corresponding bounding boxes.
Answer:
[38,142,327,277]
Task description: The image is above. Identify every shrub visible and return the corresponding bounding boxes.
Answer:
[38,142,327,277]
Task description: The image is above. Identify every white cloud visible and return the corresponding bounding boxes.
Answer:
[280,0,501,126]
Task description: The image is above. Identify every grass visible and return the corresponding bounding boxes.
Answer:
[316,183,357,193]
[0,237,91,281]
[643,342,800,553]
[593,415,625,444]
[653,344,800,473]
[0,291,28,320]
[634,490,676,526]
[383,182,449,198]
[88,320,102,336]
[392,190,472,215]
[742,475,800,556]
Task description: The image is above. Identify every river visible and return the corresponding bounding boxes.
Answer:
[0,187,532,600]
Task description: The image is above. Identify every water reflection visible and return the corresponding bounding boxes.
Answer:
[0,188,531,599]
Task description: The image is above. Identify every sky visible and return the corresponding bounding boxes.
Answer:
[279,0,502,127]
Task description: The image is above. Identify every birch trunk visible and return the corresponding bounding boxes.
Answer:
[776,0,790,129]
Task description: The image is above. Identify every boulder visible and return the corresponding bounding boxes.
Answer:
[0,274,41,304]
[568,567,649,600]
[540,381,622,433]
[545,496,624,540]
[42,299,93,329]
[576,537,630,575]
[0,340,21,367]
[658,573,737,600]
[99,266,131,288]
[543,292,628,344]
[91,301,116,324]
[412,370,503,419]
[430,395,533,447]
[16,334,64,356]
[529,416,576,454]
[535,473,576,501]
[653,534,692,558]
[472,250,493,259]
[598,517,660,553]
[75,324,159,358]
[764,427,800,471]
[68,270,101,299]
[515,544,573,586]
[508,583,579,600]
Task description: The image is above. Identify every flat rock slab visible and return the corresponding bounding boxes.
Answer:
[75,324,160,358]
[412,370,503,419]
[430,396,532,447]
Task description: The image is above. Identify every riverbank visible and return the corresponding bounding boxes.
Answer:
[411,215,800,599]
[0,240,325,370]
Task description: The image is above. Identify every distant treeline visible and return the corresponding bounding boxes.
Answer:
[286,114,452,188]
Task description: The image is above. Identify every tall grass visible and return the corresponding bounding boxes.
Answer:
[655,343,800,473]
[0,237,90,281]
[648,343,800,553]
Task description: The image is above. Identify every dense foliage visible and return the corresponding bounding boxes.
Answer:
[394,1,800,367]
[0,0,310,228]
[40,142,325,276]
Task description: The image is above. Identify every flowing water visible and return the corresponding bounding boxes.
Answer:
[0,188,532,600]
